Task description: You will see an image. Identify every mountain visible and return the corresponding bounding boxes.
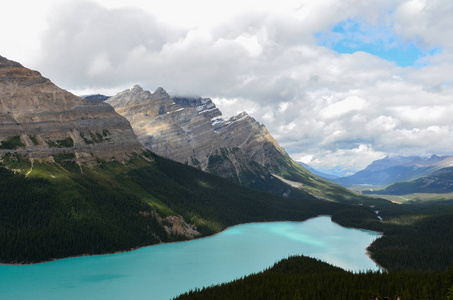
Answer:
[3,56,451,274]
[298,162,339,180]
[107,86,368,202]
[107,86,224,170]
[1,55,384,264]
[0,55,143,163]
[333,155,453,187]
[364,167,453,195]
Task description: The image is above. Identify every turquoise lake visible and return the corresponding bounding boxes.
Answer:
[0,216,381,300]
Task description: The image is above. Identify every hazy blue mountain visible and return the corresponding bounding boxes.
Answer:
[297,162,339,180]
[333,155,453,187]
[364,167,453,195]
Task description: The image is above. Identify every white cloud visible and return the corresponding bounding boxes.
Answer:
[366,116,400,132]
[235,35,263,57]
[320,96,366,119]
[391,105,447,126]
[2,0,453,174]
[393,0,453,50]
[87,52,113,77]
[293,144,386,175]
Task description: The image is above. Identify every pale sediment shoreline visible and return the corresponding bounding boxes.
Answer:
[366,249,387,272]
[328,213,386,272]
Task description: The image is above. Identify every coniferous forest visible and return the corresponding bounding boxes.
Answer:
[175,256,453,300]
[1,152,453,271]
[1,151,453,299]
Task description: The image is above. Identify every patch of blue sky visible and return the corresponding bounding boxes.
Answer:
[316,18,441,67]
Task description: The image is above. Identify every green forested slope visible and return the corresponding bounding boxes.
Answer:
[0,162,168,263]
[274,158,379,204]
[1,151,453,272]
[332,201,453,271]
[0,151,367,263]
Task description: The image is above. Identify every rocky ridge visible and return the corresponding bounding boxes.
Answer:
[0,55,144,163]
[213,111,295,174]
[107,86,316,194]
[107,86,225,169]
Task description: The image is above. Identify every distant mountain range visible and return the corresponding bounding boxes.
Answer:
[364,167,453,195]
[0,56,143,163]
[297,162,339,180]
[332,155,453,187]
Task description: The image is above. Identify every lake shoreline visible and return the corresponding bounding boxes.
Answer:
[0,216,383,300]
[1,214,384,268]
[332,222,386,272]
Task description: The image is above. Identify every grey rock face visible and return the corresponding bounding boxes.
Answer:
[173,96,222,119]
[108,86,225,169]
[0,55,144,162]
[107,85,293,185]
[214,112,294,174]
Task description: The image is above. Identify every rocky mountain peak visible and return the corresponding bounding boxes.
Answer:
[107,85,353,201]
[214,111,250,128]
[236,111,249,118]
[0,55,48,85]
[108,85,295,185]
[0,55,144,163]
[154,86,167,94]
[173,96,222,119]
[108,86,225,168]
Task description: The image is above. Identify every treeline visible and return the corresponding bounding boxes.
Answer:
[331,201,453,271]
[175,255,451,300]
[368,211,453,271]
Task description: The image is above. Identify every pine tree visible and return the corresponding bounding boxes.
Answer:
[447,262,453,300]
[293,289,302,300]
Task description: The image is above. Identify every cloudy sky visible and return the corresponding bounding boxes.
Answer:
[2,0,453,175]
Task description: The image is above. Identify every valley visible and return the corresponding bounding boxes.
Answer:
[0,55,452,299]
[0,217,381,300]
[3,0,453,299]
[321,155,453,203]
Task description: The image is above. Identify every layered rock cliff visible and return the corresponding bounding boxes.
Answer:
[213,112,295,174]
[107,86,321,196]
[107,86,225,169]
[0,55,144,163]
